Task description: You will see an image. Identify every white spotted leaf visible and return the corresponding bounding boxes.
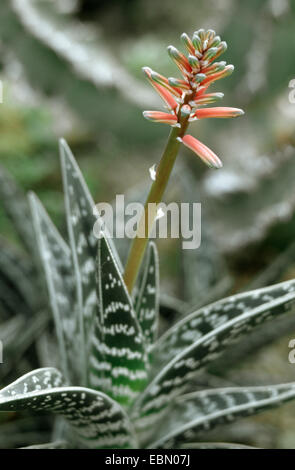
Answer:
[153,278,295,367]
[135,242,159,354]
[148,383,295,448]
[60,139,122,381]
[132,279,295,429]
[29,193,80,384]
[0,368,136,449]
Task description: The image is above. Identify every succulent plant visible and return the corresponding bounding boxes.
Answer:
[124,29,244,293]
[2,141,295,449]
[2,21,295,450]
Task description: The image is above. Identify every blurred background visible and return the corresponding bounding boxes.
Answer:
[0,0,295,448]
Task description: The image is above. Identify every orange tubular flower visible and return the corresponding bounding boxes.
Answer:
[143,111,178,125]
[142,29,244,168]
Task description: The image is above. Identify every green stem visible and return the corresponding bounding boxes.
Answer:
[124,123,188,293]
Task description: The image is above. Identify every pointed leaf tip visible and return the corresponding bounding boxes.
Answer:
[195,107,245,119]
[143,111,178,126]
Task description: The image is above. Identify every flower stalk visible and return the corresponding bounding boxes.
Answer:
[124,126,186,293]
[123,29,244,293]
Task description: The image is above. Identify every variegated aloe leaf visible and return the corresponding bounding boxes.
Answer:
[29,193,79,384]
[60,139,122,376]
[60,139,98,349]
[148,383,295,448]
[89,233,148,407]
[153,278,295,367]
[135,242,159,356]
[132,279,295,430]
[0,368,137,449]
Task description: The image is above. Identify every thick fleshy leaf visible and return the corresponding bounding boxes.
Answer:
[60,140,122,378]
[148,383,295,448]
[60,139,98,382]
[132,279,295,432]
[0,368,136,449]
[154,278,295,366]
[135,242,159,354]
[89,233,148,407]
[29,193,79,384]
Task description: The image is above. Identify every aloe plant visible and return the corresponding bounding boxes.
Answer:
[2,28,295,450]
[2,140,295,449]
